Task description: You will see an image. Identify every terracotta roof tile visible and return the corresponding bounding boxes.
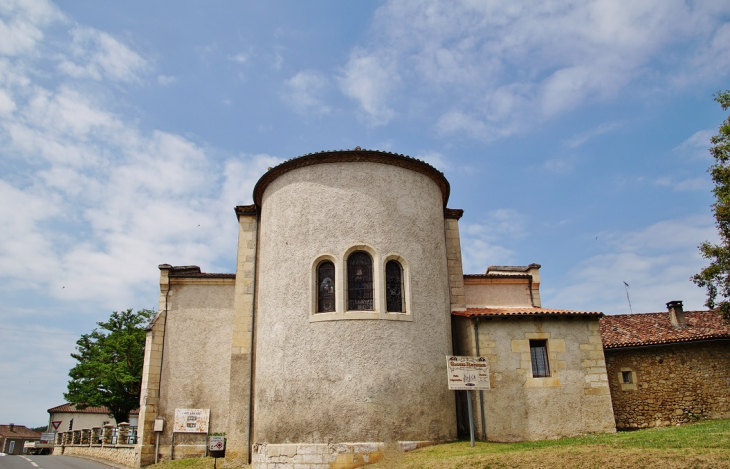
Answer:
[47,403,139,415]
[0,425,41,438]
[453,307,602,318]
[600,310,730,349]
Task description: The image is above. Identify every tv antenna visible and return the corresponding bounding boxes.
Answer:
[623,281,633,314]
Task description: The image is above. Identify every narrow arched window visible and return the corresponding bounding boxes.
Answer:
[347,251,373,310]
[317,261,335,313]
[386,260,404,312]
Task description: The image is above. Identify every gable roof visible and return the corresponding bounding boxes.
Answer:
[47,403,139,415]
[0,425,41,438]
[453,307,602,318]
[600,310,730,349]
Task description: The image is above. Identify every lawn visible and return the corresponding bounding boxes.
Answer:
[144,419,730,469]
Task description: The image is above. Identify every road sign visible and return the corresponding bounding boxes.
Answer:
[51,421,61,430]
[209,436,225,452]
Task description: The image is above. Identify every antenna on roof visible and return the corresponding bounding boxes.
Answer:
[623,281,633,314]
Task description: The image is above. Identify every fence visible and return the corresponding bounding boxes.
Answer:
[53,423,139,467]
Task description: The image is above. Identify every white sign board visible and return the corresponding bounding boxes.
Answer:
[209,436,225,452]
[446,355,490,390]
[41,432,55,442]
[173,408,210,433]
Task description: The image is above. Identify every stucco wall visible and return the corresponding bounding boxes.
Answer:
[605,340,730,429]
[464,279,533,308]
[252,161,456,446]
[454,316,615,441]
[50,412,138,432]
[156,283,235,450]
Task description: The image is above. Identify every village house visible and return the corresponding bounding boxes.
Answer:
[47,403,139,434]
[0,424,40,455]
[136,149,616,469]
[600,301,730,429]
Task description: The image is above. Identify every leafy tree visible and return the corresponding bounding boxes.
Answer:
[693,90,730,320]
[65,309,154,424]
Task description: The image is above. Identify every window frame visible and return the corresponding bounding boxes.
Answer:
[385,259,405,313]
[529,339,551,378]
[347,250,374,311]
[316,260,336,313]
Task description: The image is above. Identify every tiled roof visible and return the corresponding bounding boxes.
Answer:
[0,425,41,438]
[463,273,532,279]
[600,310,730,349]
[453,307,602,318]
[47,403,139,415]
[158,264,235,278]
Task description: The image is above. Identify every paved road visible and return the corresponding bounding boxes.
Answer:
[0,455,112,469]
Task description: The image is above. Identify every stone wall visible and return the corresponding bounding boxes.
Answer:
[54,444,138,467]
[453,315,616,442]
[605,340,730,429]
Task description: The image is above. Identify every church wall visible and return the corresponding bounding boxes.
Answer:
[155,282,235,460]
[466,316,615,441]
[252,161,456,450]
[464,280,533,308]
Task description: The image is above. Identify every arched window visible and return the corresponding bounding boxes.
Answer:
[317,261,335,313]
[385,260,404,312]
[347,251,373,310]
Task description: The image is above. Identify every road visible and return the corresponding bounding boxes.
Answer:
[0,455,112,469]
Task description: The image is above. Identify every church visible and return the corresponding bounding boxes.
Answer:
[136,148,616,468]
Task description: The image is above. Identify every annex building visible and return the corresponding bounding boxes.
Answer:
[136,149,616,468]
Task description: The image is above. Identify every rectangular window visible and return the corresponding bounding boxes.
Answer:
[621,370,632,384]
[529,339,550,377]
[9,441,15,453]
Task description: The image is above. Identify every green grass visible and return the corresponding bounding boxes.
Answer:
[145,419,730,469]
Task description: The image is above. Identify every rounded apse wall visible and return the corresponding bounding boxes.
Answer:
[251,153,456,445]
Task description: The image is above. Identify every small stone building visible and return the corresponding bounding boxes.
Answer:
[136,149,616,468]
[600,301,730,429]
[452,265,616,442]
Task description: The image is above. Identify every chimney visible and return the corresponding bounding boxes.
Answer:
[667,300,686,329]
[9,423,14,432]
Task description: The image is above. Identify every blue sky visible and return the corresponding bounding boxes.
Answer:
[1,0,729,427]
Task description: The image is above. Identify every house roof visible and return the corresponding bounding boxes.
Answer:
[485,264,541,273]
[0,425,41,438]
[600,310,730,349]
[453,307,602,318]
[158,265,235,279]
[47,403,139,415]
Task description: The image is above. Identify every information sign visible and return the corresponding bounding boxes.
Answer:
[446,355,490,390]
[209,436,225,452]
[173,408,210,433]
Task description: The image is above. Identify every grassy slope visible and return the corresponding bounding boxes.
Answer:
[145,419,730,469]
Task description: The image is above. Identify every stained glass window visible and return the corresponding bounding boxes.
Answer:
[347,251,373,310]
[317,261,335,313]
[386,260,403,312]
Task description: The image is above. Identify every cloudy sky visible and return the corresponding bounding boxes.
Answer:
[1,0,729,427]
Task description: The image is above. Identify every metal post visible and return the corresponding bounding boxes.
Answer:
[467,390,475,447]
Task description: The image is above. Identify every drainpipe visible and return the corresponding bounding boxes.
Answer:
[528,276,535,307]
[474,318,486,440]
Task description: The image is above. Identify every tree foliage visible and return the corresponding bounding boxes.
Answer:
[65,309,154,424]
[693,90,730,320]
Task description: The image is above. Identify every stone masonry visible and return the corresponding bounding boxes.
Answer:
[604,340,730,429]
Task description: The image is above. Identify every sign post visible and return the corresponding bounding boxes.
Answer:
[446,356,490,447]
[209,436,226,469]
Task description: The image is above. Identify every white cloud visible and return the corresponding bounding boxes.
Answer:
[340,0,730,138]
[654,176,709,192]
[415,151,449,171]
[283,70,330,116]
[338,51,397,126]
[565,121,621,148]
[58,26,148,82]
[460,209,527,273]
[673,129,714,160]
[544,215,716,314]
[0,0,63,56]
[157,74,176,86]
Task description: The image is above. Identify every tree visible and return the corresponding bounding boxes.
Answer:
[693,90,730,320]
[65,309,154,424]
